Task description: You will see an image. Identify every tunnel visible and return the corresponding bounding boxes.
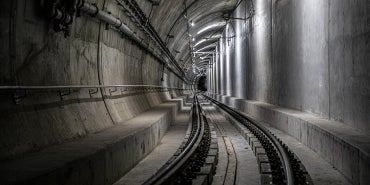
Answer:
[0,0,369,185]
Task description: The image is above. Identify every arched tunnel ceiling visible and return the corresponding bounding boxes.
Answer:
[137,0,239,80]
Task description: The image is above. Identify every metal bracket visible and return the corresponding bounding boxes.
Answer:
[90,3,99,17]
[13,90,27,105]
[120,86,128,94]
[59,88,71,100]
[109,87,117,96]
[89,88,99,97]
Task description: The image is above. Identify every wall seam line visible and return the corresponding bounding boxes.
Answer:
[328,0,331,119]
[98,0,116,125]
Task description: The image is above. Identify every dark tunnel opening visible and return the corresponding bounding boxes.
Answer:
[197,76,207,91]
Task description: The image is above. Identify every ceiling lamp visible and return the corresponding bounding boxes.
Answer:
[190,20,194,27]
[197,22,226,35]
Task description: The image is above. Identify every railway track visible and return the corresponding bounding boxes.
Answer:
[140,93,311,185]
[143,95,217,185]
[202,94,312,185]
[203,105,238,185]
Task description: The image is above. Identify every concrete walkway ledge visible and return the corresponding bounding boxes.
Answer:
[0,99,183,185]
[209,93,370,185]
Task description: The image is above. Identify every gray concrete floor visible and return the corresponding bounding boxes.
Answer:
[203,104,260,185]
[113,107,190,185]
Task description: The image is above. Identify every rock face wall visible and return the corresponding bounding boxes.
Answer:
[217,0,370,133]
[0,0,184,159]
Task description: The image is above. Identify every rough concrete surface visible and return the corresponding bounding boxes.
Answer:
[113,107,190,185]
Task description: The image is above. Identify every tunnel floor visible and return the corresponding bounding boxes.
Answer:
[112,97,351,185]
[203,103,260,185]
[0,94,355,185]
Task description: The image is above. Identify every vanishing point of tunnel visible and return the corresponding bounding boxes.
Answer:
[0,0,369,185]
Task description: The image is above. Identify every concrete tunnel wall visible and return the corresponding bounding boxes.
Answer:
[0,0,369,184]
[209,1,370,183]
[0,0,186,159]
[213,0,370,133]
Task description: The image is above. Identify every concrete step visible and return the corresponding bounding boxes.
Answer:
[113,108,191,185]
[0,99,184,185]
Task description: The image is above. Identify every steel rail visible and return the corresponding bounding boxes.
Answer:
[143,95,204,185]
[202,94,294,185]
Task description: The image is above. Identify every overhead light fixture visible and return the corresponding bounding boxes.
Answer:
[197,22,226,35]
[192,37,195,42]
[194,39,207,47]
[190,20,194,27]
